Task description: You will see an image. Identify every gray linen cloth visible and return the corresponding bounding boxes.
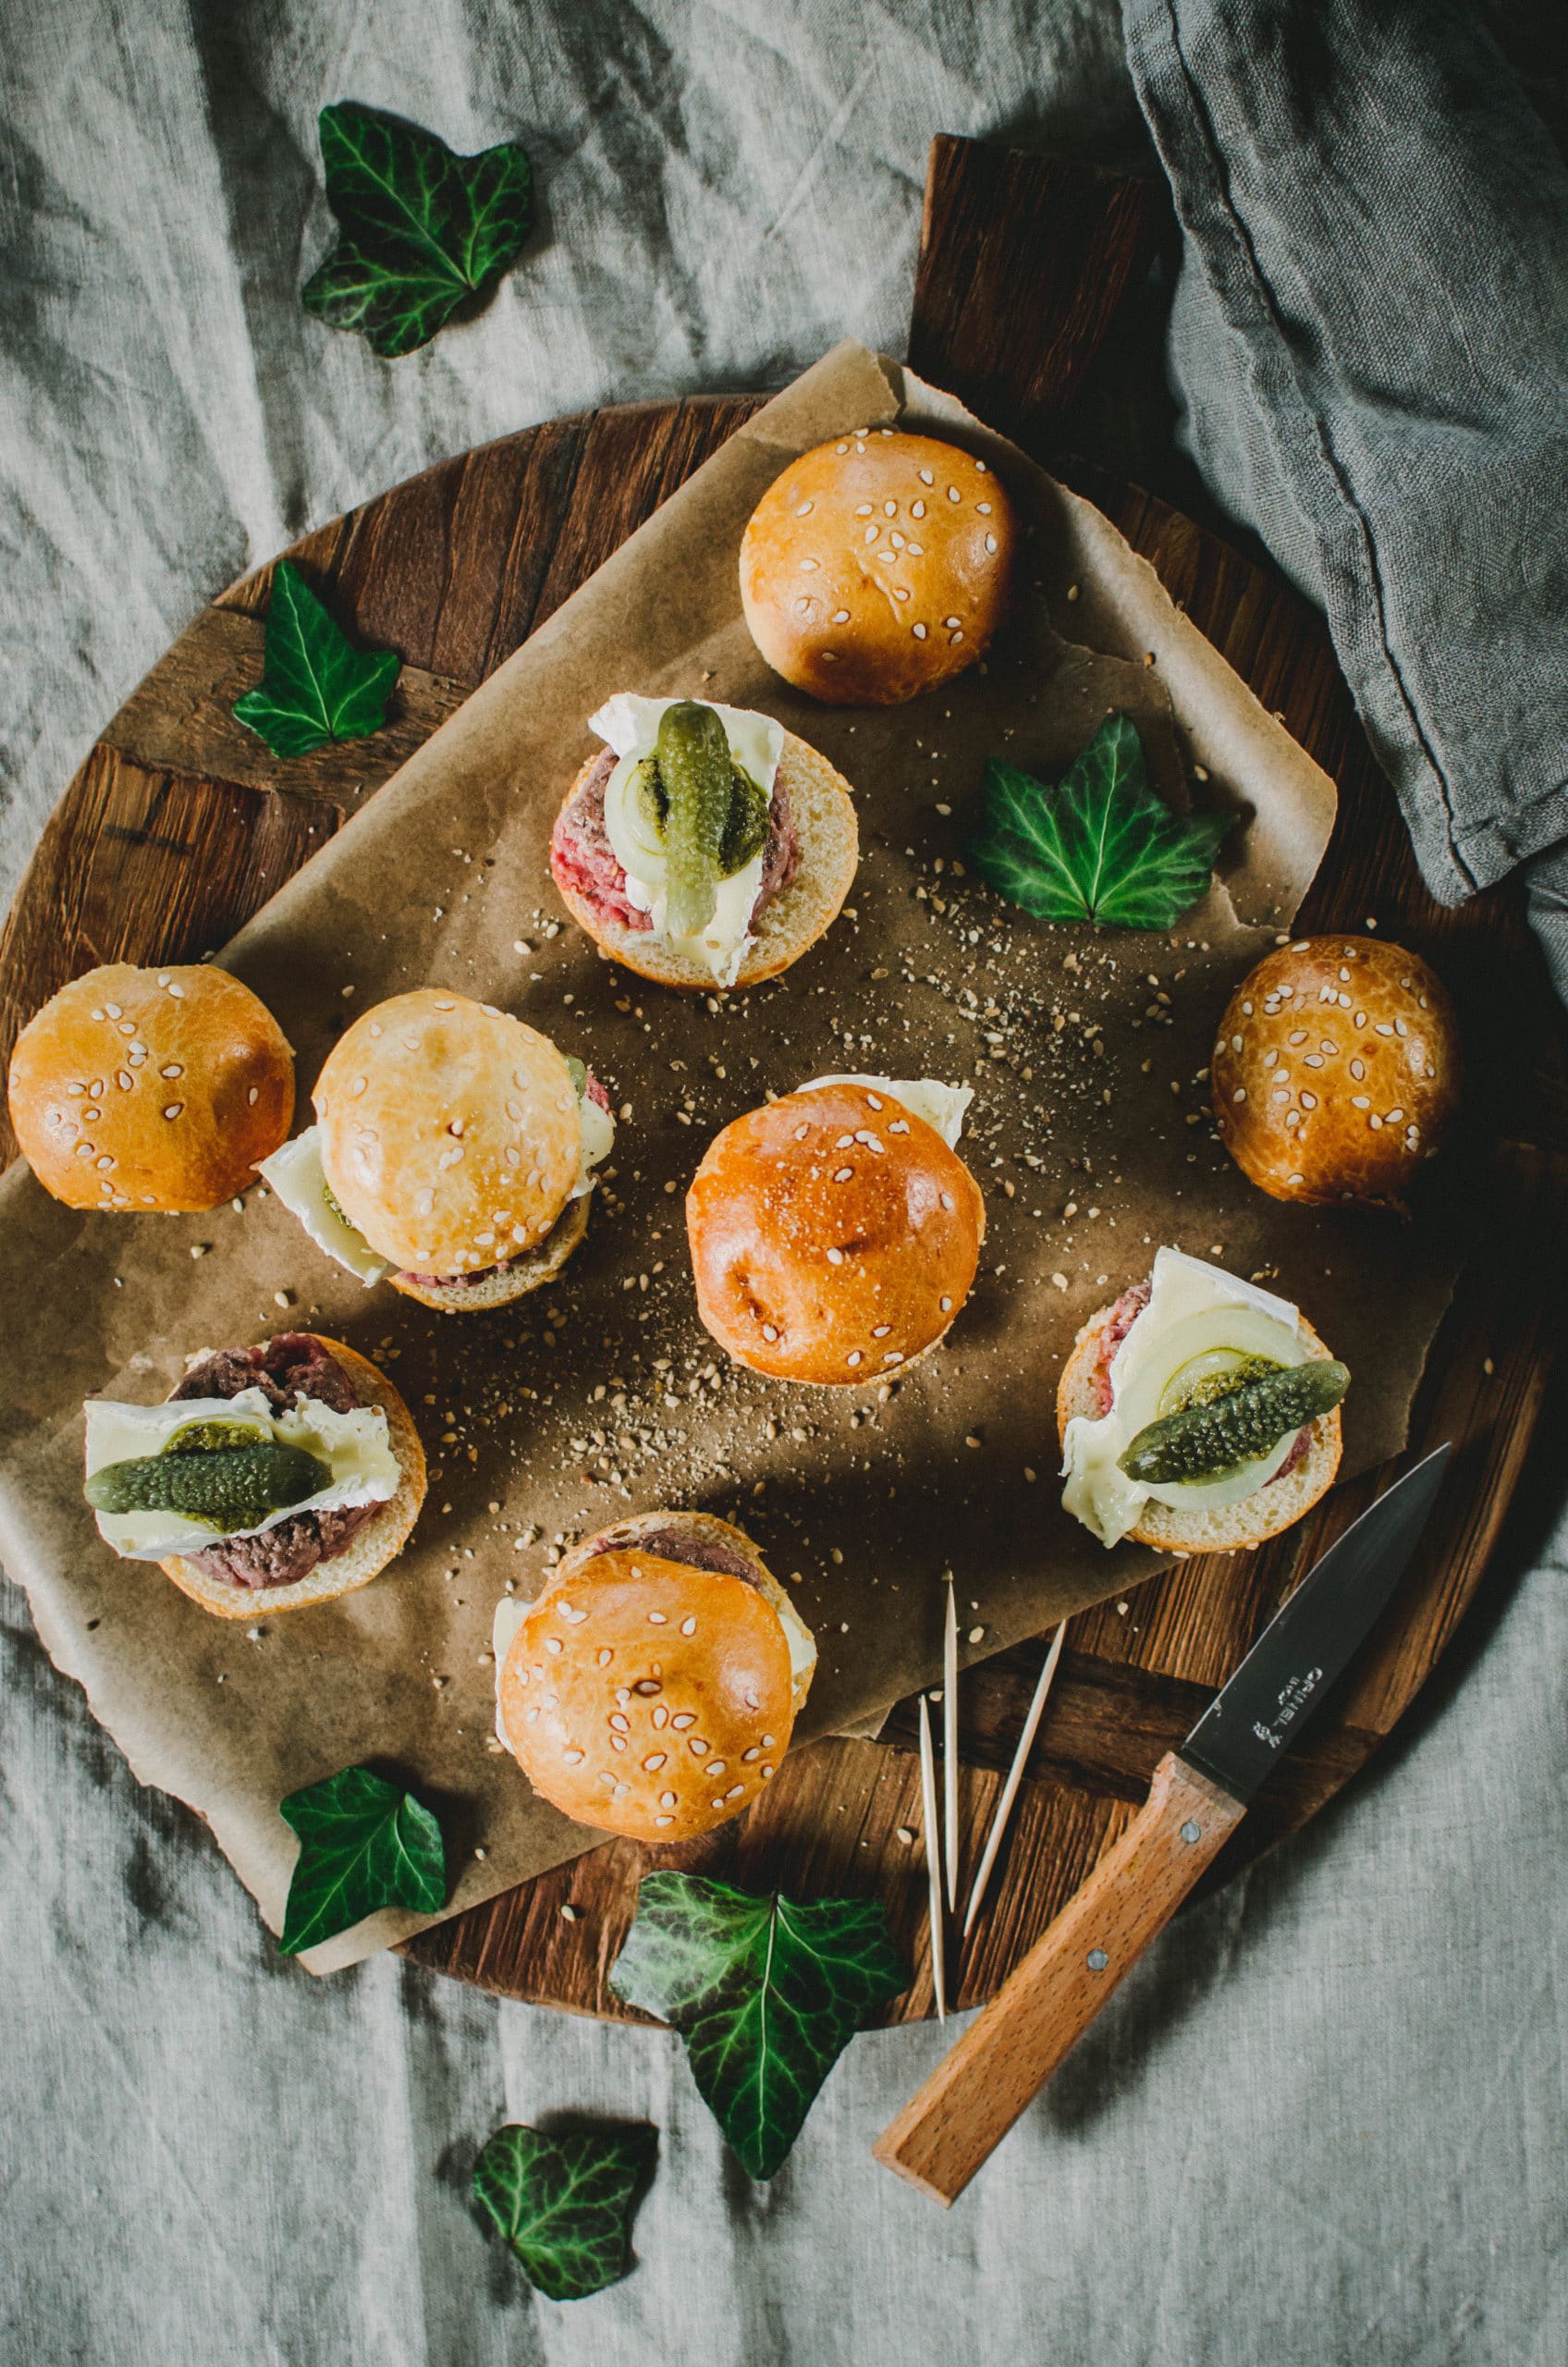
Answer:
[2,5,1563,2361]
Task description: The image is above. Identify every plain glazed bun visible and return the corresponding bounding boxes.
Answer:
[498,1515,809,1843]
[8,963,293,1213]
[315,990,582,1279]
[159,1338,427,1619]
[1056,1305,1342,1555]
[686,1082,986,1385]
[1211,937,1460,1212]
[554,730,860,990]
[739,430,1015,705]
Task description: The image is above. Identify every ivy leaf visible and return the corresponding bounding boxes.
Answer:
[473,2123,656,2302]
[968,709,1231,929]
[232,560,401,758]
[277,1763,447,1956]
[301,102,533,359]
[610,1872,907,2179]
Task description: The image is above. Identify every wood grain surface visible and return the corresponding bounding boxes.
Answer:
[2,138,1562,2028]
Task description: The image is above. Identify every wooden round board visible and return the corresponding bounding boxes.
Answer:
[3,141,1563,2026]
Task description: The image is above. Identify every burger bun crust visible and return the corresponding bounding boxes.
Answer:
[687,1082,985,1385]
[1211,937,1459,1212]
[8,963,293,1212]
[740,431,1015,705]
[498,1526,804,1842]
[315,989,583,1279]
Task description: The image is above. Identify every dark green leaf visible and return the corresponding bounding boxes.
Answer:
[473,2123,655,2301]
[301,102,533,359]
[968,710,1231,930]
[232,560,400,758]
[278,1763,447,1955]
[610,1872,906,2179]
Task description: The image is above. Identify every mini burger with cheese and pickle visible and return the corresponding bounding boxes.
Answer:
[493,1511,816,1842]
[82,1331,425,1617]
[1059,1248,1348,1554]
[550,694,858,989]
[261,989,614,1310]
[686,1075,984,1384]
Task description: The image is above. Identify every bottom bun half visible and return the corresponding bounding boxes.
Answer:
[387,1194,588,1311]
[1056,1306,1342,1556]
[159,1338,427,1618]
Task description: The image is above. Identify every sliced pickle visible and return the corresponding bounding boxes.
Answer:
[1157,1350,1280,1417]
[656,701,735,937]
[85,1440,332,1529]
[1119,1360,1350,1487]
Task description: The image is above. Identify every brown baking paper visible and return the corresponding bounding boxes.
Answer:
[0,344,1464,1971]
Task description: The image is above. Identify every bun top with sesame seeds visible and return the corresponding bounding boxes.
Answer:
[1210,937,1460,1213]
[739,430,1015,705]
[685,1080,986,1386]
[7,962,294,1213]
[496,1512,813,1845]
[313,988,585,1277]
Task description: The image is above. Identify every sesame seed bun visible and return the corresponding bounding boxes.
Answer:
[686,1082,986,1386]
[1055,1300,1342,1555]
[739,430,1015,705]
[158,1338,427,1619]
[1211,938,1460,1214]
[314,990,587,1284]
[553,730,860,990]
[498,1514,810,1844]
[8,963,293,1213]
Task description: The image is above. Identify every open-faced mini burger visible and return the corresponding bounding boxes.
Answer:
[1058,1248,1348,1554]
[550,693,858,989]
[8,962,293,1212]
[739,429,1016,705]
[259,988,614,1310]
[493,1510,816,1842]
[686,1075,984,1385]
[83,1332,425,1618]
[1211,936,1460,1212]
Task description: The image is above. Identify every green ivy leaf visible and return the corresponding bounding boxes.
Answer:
[301,102,533,359]
[277,1763,447,1956]
[610,1872,907,2179]
[473,2123,655,2301]
[968,709,1231,930]
[232,560,401,758]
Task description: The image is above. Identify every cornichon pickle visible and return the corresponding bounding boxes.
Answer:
[657,701,734,937]
[85,1441,332,1528]
[1119,1360,1350,1486]
[636,705,773,934]
[163,1418,269,1455]
[1168,1354,1280,1413]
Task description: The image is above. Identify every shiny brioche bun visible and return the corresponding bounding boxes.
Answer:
[8,963,293,1213]
[158,1337,426,1619]
[686,1082,985,1385]
[314,990,584,1282]
[554,729,860,989]
[739,430,1015,704]
[498,1515,809,1843]
[1211,937,1460,1212]
[1056,1301,1341,1555]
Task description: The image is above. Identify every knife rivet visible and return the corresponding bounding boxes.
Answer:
[1086,1948,1109,1972]
[1181,1821,1202,1844]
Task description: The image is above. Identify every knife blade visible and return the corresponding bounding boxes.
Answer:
[873,1444,1451,2205]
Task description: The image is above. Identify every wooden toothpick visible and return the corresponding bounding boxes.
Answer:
[962,1622,1068,1940]
[942,1579,959,1912]
[917,1696,947,2022]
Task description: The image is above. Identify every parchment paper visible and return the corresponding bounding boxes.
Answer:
[0,344,1463,1971]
